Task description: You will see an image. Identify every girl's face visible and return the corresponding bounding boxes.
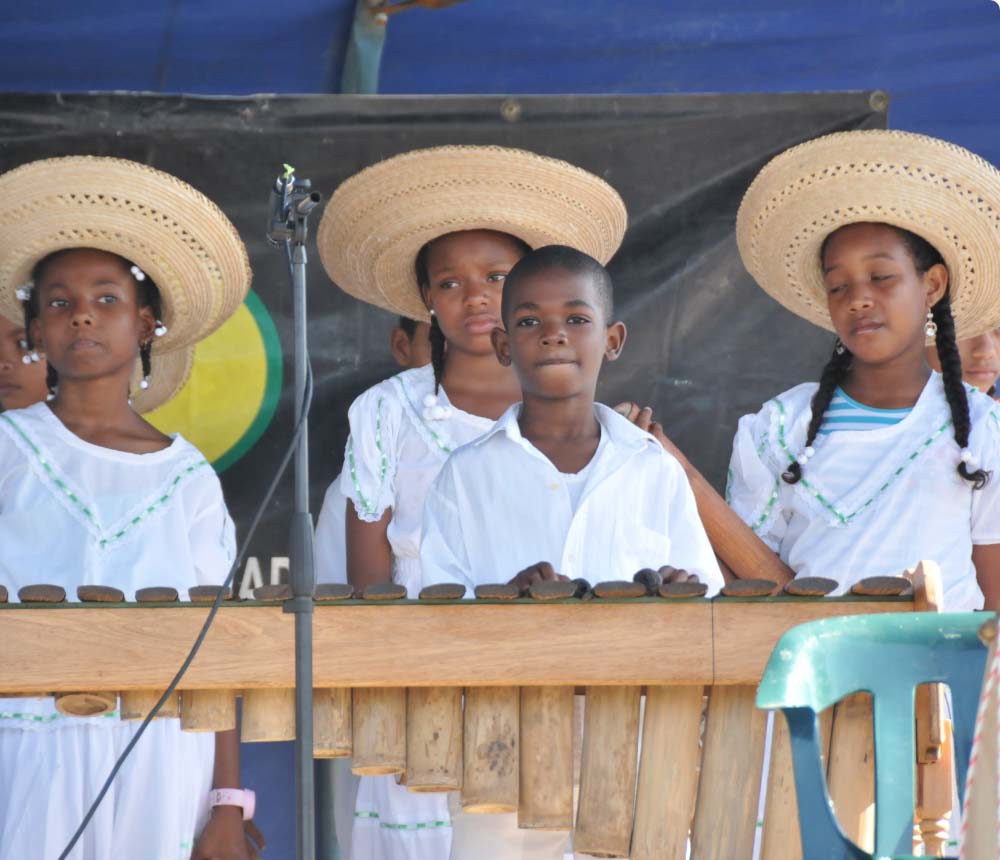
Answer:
[30,249,155,386]
[927,327,1000,394]
[0,314,48,409]
[821,222,947,367]
[420,230,526,356]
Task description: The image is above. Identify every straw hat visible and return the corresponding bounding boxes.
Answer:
[129,345,195,414]
[736,130,1000,341]
[316,145,628,321]
[0,156,252,352]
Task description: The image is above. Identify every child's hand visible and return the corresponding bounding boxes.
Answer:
[191,806,258,860]
[613,402,680,457]
[656,565,699,585]
[508,561,570,592]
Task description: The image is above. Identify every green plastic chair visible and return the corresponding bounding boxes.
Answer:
[756,612,989,860]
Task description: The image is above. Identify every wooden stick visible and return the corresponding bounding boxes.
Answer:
[352,687,406,776]
[576,685,641,858]
[462,686,519,813]
[961,621,999,859]
[915,718,954,857]
[690,685,769,860]
[518,685,573,830]
[651,430,793,585]
[406,686,462,792]
[632,685,704,860]
[314,687,352,758]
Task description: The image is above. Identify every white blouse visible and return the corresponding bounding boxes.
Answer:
[727,372,1000,610]
[337,364,494,597]
[420,403,725,593]
[0,401,236,721]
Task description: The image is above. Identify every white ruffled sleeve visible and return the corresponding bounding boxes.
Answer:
[188,472,237,586]
[338,382,402,523]
[971,406,1000,546]
[726,404,787,552]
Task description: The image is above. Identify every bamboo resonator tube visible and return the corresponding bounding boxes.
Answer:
[2,569,946,859]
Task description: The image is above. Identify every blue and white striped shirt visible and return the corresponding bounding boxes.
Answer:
[818,388,912,435]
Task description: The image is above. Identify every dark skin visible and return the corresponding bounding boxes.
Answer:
[345,230,524,590]
[492,266,700,590]
[821,222,947,409]
[29,249,251,859]
[29,249,169,453]
[0,314,49,410]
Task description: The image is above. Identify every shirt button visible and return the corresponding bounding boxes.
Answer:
[549,483,559,491]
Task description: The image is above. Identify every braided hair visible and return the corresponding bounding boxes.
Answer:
[23,248,163,400]
[414,233,531,394]
[783,225,989,489]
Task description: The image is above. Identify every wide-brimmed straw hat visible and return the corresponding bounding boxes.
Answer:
[130,345,194,414]
[736,130,1000,341]
[0,156,252,352]
[316,145,628,321]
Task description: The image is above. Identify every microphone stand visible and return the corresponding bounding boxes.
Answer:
[267,166,322,860]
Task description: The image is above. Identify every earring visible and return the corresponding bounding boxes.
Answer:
[924,310,938,339]
[154,320,168,337]
[429,309,436,317]
[834,338,846,355]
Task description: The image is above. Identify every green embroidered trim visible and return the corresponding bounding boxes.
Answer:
[771,397,951,526]
[1,413,207,548]
[2,414,96,523]
[393,374,453,455]
[990,411,1000,431]
[750,478,781,535]
[353,811,451,831]
[347,396,390,518]
[0,709,120,721]
[98,463,207,549]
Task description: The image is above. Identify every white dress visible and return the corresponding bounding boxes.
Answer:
[338,365,493,860]
[0,402,236,860]
[727,372,1000,610]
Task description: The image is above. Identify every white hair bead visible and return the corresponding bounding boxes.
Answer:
[423,393,437,408]
[130,265,147,282]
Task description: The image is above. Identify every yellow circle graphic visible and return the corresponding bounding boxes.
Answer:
[146,291,282,470]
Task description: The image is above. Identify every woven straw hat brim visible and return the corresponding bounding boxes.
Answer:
[0,157,252,351]
[736,129,1000,341]
[129,345,194,414]
[316,146,628,321]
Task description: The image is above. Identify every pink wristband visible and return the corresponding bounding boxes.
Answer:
[208,788,255,821]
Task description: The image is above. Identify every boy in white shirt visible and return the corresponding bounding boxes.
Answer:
[420,244,723,600]
[420,244,722,860]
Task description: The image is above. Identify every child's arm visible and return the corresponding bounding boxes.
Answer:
[346,504,394,589]
[973,544,1000,610]
[340,385,403,590]
[191,730,254,860]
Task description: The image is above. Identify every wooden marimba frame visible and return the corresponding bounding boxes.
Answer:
[0,565,952,859]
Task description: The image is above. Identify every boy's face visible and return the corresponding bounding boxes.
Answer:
[492,267,625,401]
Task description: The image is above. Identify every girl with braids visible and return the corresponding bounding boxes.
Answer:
[314,146,625,860]
[0,157,257,859]
[730,130,1000,611]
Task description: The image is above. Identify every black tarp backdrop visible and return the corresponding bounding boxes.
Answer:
[0,91,886,587]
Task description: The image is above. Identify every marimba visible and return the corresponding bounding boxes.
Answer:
[0,565,951,859]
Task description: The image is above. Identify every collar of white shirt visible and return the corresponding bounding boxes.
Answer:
[473,401,657,465]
